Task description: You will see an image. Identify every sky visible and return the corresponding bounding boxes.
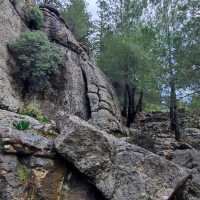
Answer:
[86,0,98,20]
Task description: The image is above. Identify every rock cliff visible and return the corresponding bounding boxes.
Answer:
[0,1,200,200]
[0,0,123,134]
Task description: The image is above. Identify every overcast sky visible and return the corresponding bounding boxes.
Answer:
[86,0,98,20]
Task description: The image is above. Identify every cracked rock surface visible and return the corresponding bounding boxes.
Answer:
[0,109,105,200]
[55,114,190,200]
[0,0,123,134]
[1,1,200,200]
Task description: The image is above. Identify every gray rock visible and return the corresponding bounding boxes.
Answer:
[0,0,25,111]
[81,61,123,133]
[55,115,190,200]
[171,149,200,200]
[0,127,54,157]
[0,153,66,200]
[26,5,123,134]
[0,109,102,200]
[183,128,200,150]
[0,1,123,134]
[0,154,24,199]
[61,167,105,200]
[0,147,103,200]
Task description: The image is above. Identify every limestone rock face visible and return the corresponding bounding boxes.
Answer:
[1,1,200,200]
[38,6,123,133]
[171,149,200,200]
[0,0,25,111]
[0,110,104,200]
[55,114,190,200]
[0,152,103,200]
[2,1,123,133]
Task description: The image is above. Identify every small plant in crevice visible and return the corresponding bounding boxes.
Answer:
[20,104,49,123]
[38,130,58,139]
[9,31,63,94]
[17,163,30,184]
[13,120,30,130]
[25,5,44,30]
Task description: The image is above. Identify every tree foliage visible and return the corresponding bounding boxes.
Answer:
[9,31,63,93]
[25,5,44,30]
[61,0,91,43]
[94,0,200,132]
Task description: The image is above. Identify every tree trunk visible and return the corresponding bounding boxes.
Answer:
[122,85,128,118]
[136,90,143,112]
[170,81,181,141]
[127,84,136,127]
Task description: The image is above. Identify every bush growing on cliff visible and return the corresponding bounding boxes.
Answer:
[20,104,49,123]
[9,31,63,93]
[25,6,44,30]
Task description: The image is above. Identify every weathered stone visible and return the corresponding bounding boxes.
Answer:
[41,6,83,55]
[33,7,123,133]
[0,0,25,111]
[0,127,54,157]
[61,167,105,200]
[183,128,200,150]
[0,109,57,133]
[0,154,26,200]
[0,153,66,200]
[55,115,190,200]
[0,0,124,134]
[171,149,200,200]
[81,61,123,133]
[28,157,65,200]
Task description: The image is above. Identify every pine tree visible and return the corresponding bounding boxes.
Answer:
[61,0,91,43]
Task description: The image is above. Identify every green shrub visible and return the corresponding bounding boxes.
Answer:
[25,6,44,30]
[17,163,29,183]
[13,120,30,130]
[9,31,63,93]
[144,103,168,112]
[21,104,49,123]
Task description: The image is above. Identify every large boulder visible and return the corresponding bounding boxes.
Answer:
[0,154,66,200]
[171,149,200,200]
[0,109,105,200]
[55,114,190,200]
[39,6,123,133]
[0,152,103,200]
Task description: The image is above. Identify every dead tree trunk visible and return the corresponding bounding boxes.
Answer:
[122,85,128,118]
[170,81,181,141]
[136,90,143,112]
[127,84,136,127]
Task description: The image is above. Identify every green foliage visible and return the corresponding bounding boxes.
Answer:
[20,104,49,123]
[190,95,200,111]
[38,130,58,138]
[17,163,29,183]
[61,0,91,42]
[13,120,30,130]
[25,6,44,30]
[144,104,168,113]
[9,31,63,93]
[95,0,200,112]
